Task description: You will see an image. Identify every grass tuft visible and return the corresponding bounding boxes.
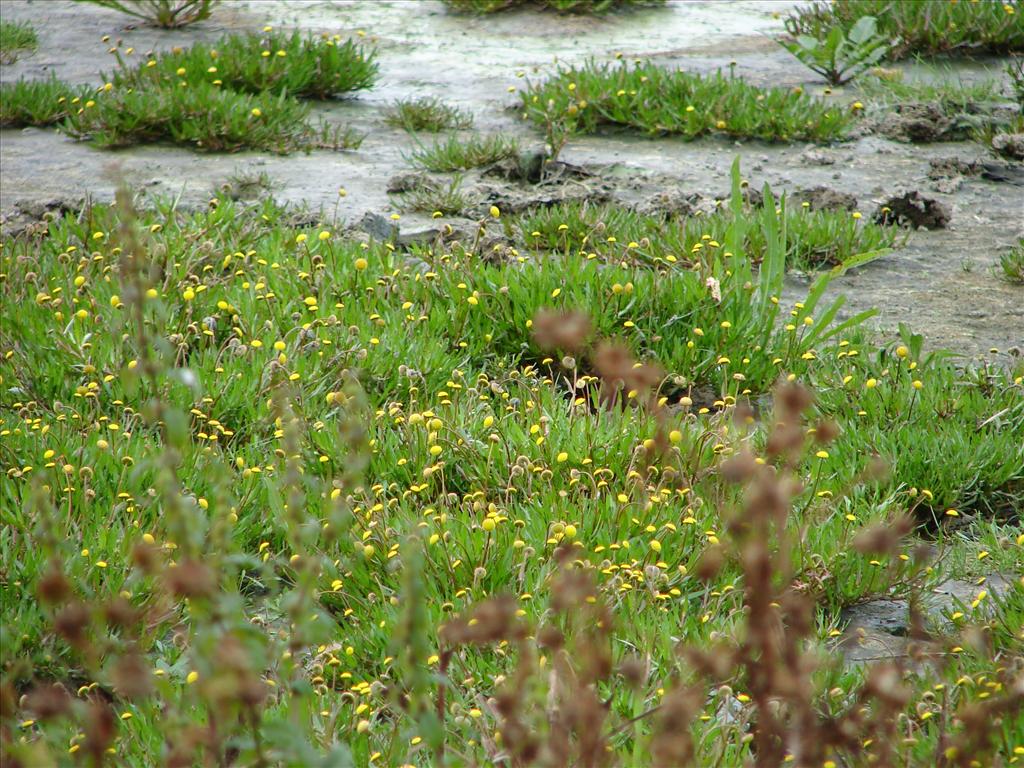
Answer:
[408,133,520,171]
[999,239,1024,284]
[786,0,1024,58]
[0,20,38,64]
[0,31,375,153]
[517,196,899,271]
[443,0,665,12]
[521,61,854,143]
[79,0,218,28]
[384,97,474,132]
[0,77,87,128]
[111,31,377,100]
[63,81,313,152]
[394,175,471,215]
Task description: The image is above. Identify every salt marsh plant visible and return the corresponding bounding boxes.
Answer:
[408,133,520,171]
[79,0,219,28]
[785,0,1024,58]
[444,0,665,12]
[113,31,378,99]
[517,195,899,271]
[779,15,894,85]
[384,97,474,133]
[1,160,1021,765]
[0,20,38,64]
[521,61,854,143]
[0,77,87,128]
[0,31,375,153]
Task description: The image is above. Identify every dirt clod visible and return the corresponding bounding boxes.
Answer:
[877,102,955,143]
[630,188,704,218]
[990,132,1024,161]
[874,191,950,230]
[387,172,431,194]
[794,186,857,212]
[2,197,82,238]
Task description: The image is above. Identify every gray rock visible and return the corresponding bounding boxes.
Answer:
[357,212,399,242]
[837,574,1014,665]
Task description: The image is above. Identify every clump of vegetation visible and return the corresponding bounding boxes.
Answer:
[858,72,1004,113]
[785,0,1024,58]
[115,31,377,100]
[384,97,474,132]
[408,133,519,171]
[394,175,470,215]
[0,77,87,128]
[79,0,219,28]
[63,80,314,152]
[1,162,1022,766]
[517,196,899,272]
[779,15,893,85]
[0,31,375,153]
[1000,238,1024,283]
[858,72,1018,143]
[1008,58,1024,109]
[0,20,38,64]
[444,0,664,12]
[521,61,854,144]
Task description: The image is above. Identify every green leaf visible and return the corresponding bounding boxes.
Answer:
[848,15,879,45]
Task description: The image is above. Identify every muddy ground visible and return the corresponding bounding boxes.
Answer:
[1,0,1022,359]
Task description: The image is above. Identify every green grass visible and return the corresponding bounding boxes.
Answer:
[0,32,375,153]
[1000,239,1024,284]
[516,196,899,272]
[0,77,87,128]
[1,161,1021,766]
[112,31,377,100]
[443,0,665,12]
[0,20,38,64]
[520,61,855,143]
[384,97,474,133]
[408,133,520,171]
[858,72,1019,142]
[857,71,1006,113]
[786,0,1024,58]
[79,0,218,28]
[393,175,471,215]
[62,81,314,152]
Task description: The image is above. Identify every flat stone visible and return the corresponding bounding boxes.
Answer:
[837,574,1014,665]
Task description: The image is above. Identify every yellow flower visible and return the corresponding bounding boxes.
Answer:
[355,258,368,270]
[251,108,262,117]
[489,205,500,218]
